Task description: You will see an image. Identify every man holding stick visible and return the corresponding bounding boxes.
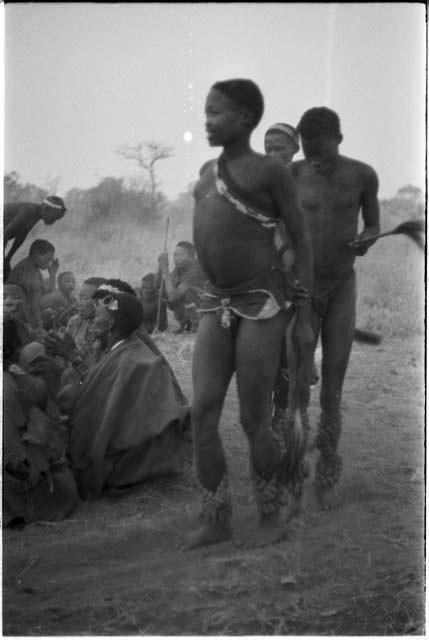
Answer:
[157,241,206,333]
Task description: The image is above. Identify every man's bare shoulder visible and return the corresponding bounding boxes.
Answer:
[289,159,307,178]
[199,159,217,177]
[339,155,378,179]
[257,153,293,183]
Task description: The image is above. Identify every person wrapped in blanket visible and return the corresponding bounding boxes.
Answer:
[3,317,79,528]
[46,283,192,499]
[178,79,313,551]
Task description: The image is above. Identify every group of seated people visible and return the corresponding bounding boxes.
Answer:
[3,237,205,528]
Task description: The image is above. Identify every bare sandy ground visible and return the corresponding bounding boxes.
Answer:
[3,334,424,635]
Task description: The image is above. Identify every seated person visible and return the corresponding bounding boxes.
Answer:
[56,271,78,327]
[9,239,57,336]
[18,340,67,409]
[3,281,36,345]
[139,272,168,334]
[98,279,187,405]
[40,291,67,332]
[50,290,192,499]
[3,318,79,528]
[157,241,207,333]
[65,277,106,361]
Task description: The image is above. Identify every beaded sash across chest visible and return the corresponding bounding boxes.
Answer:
[213,157,278,230]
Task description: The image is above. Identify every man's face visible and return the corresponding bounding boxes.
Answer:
[93,305,112,340]
[264,132,297,165]
[301,135,340,174]
[173,246,190,268]
[42,205,65,225]
[33,250,54,270]
[60,275,76,294]
[205,89,246,147]
[77,284,97,319]
[4,284,26,317]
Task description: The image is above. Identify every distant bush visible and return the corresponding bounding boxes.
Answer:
[4,174,425,336]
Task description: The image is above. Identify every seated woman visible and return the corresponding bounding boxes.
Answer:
[3,318,79,527]
[50,290,192,499]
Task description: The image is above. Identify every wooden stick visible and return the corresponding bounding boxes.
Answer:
[154,217,170,334]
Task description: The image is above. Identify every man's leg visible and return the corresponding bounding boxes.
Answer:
[179,313,235,550]
[315,274,356,510]
[234,312,289,547]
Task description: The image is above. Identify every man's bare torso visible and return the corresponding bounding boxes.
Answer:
[193,154,279,289]
[291,155,373,283]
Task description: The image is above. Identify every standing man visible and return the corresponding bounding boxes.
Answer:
[157,241,207,333]
[4,196,67,278]
[291,107,380,510]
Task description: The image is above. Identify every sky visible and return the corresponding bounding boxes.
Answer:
[3,2,426,201]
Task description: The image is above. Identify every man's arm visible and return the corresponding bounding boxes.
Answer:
[268,159,313,293]
[349,167,380,256]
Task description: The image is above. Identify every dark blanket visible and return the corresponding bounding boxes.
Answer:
[3,371,79,527]
[70,334,192,499]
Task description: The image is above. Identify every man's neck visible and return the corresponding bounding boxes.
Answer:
[222,136,252,161]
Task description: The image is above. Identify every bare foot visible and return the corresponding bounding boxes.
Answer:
[178,520,233,552]
[235,513,288,550]
[315,484,343,510]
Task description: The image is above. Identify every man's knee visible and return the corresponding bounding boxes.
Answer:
[239,405,270,439]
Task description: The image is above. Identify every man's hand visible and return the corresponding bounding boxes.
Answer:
[158,252,169,274]
[348,230,377,256]
[49,257,60,275]
[283,269,310,305]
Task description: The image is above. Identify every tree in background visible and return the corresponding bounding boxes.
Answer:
[381,185,424,221]
[116,141,173,220]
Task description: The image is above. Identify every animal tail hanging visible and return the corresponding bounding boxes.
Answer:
[357,217,425,250]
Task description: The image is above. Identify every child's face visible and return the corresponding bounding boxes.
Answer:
[77,284,97,319]
[205,89,246,147]
[4,284,26,317]
[264,132,297,165]
[60,275,76,294]
[141,281,155,301]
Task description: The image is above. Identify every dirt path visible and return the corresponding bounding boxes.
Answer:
[3,336,424,635]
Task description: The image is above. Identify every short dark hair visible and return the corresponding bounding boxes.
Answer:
[142,273,156,286]
[176,241,195,258]
[83,277,108,289]
[297,107,342,140]
[104,278,137,297]
[212,79,264,129]
[29,239,55,256]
